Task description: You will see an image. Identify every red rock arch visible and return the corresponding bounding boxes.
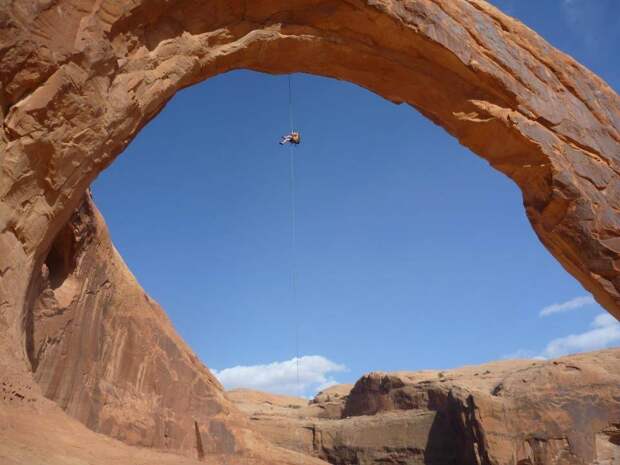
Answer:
[1,0,619,460]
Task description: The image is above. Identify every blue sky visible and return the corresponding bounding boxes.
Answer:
[92,0,619,396]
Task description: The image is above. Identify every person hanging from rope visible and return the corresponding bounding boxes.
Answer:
[279,131,301,145]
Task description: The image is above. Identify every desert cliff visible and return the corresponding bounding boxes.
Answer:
[229,350,620,465]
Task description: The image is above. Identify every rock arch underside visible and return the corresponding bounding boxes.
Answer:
[1,1,619,464]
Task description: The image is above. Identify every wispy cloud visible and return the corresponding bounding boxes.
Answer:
[540,313,620,358]
[212,355,346,397]
[506,313,620,361]
[505,294,619,360]
[539,295,595,317]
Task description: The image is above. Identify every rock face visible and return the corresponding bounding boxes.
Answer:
[11,191,327,465]
[310,384,355,419]
[1,0,620,463]
[28,192,235,451]
[229,349,620,465]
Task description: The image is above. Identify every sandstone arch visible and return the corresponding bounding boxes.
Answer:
[1,0,619,462]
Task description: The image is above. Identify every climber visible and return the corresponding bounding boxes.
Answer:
[280,131,301,146]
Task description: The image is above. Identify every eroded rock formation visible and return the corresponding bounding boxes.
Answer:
[1,0,620,463]
[1,192,327,465]
[230,349,620,465]
[28,192,236,451]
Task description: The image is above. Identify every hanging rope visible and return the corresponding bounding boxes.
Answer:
[287,73,301,400]
[289,142,301,399]
[288,74,295,134]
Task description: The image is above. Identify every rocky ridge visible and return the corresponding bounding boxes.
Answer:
[229,350,620,465]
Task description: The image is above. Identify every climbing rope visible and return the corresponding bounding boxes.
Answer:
[289,142,301,398]
[288,74,295,134]
[287,73,301,399]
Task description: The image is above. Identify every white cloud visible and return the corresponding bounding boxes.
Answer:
[506,297,619,361]
[539,295,595,317]
[212,355,346,397]
[539,313,620,359]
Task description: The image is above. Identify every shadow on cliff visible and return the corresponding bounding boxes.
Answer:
[423,392,490,465]
[424,411,460,465]
[24,198,93,373]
